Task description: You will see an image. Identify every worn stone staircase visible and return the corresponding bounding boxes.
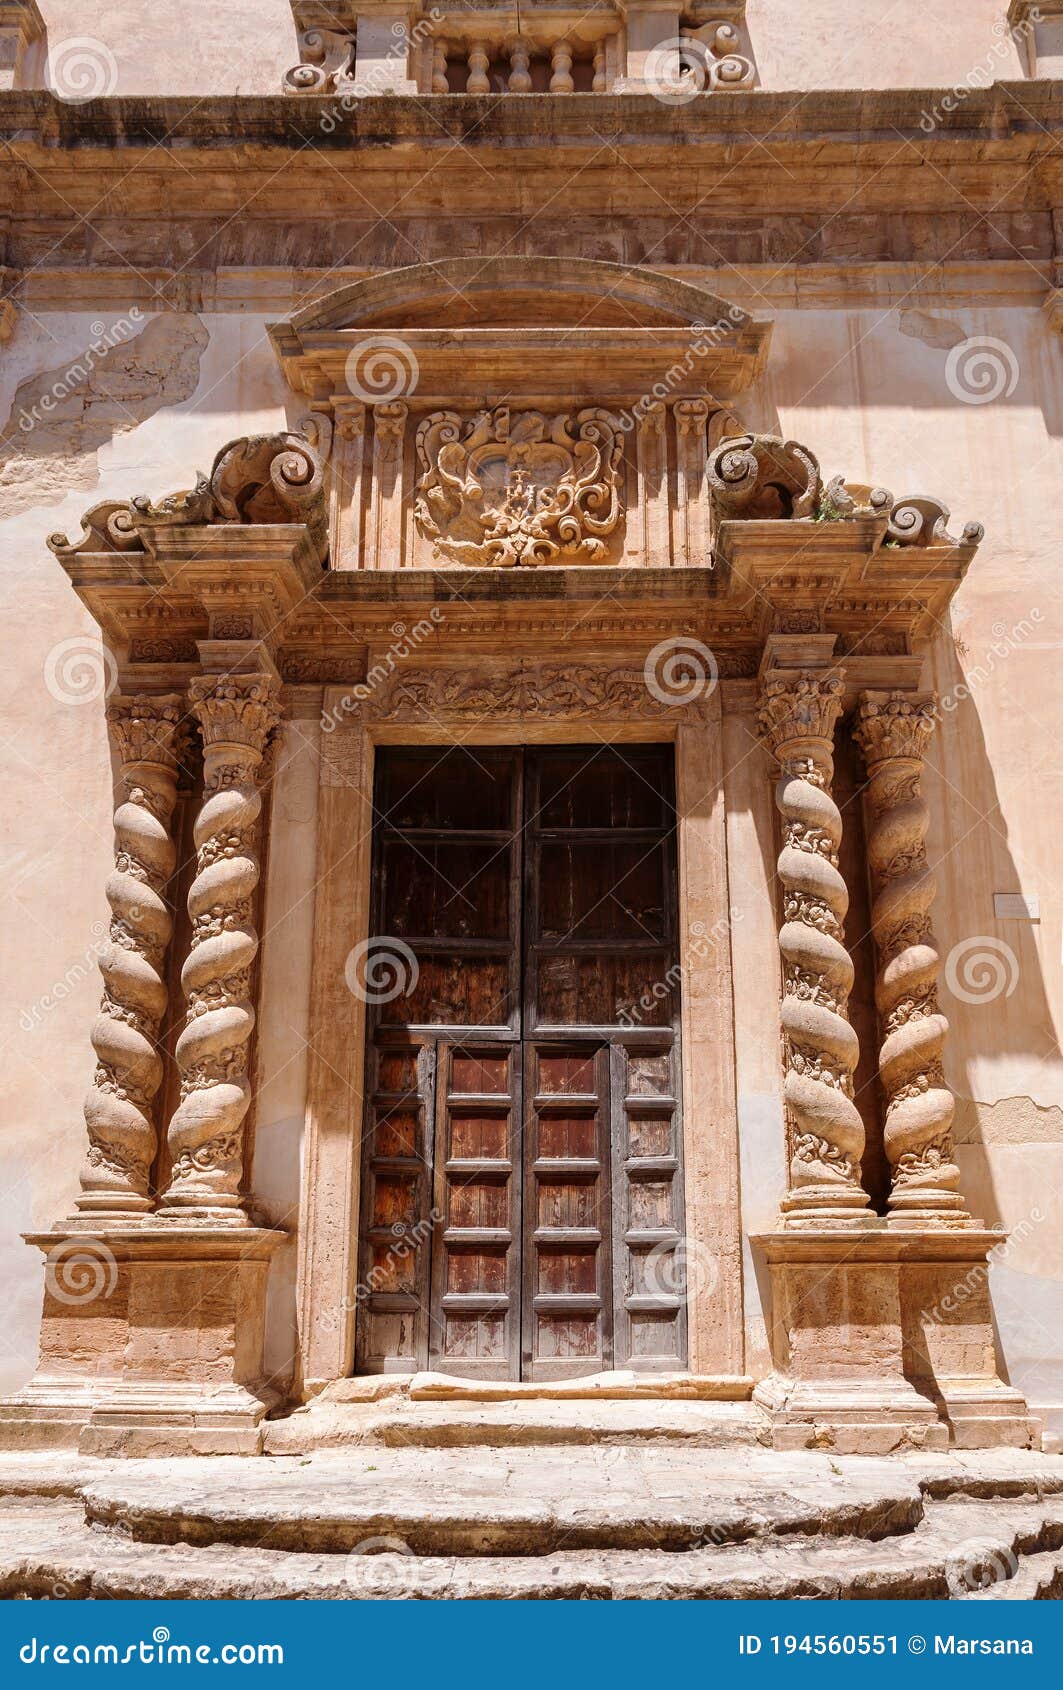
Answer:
[2,1424,1063,1599]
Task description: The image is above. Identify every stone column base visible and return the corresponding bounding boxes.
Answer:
[0,1226,284,1457]
[753,1228,1039,1454]
[899,1242,1041,1450]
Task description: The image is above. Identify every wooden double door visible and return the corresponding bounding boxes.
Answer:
[355,743,687,1380]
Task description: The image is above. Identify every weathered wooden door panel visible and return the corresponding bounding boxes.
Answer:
[429,1043,521,1377]
[355,743,685,1379]
[522,1044,612,1378]
[355,1040,436,1372]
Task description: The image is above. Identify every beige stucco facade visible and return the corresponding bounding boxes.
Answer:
[0,0,1060,1457]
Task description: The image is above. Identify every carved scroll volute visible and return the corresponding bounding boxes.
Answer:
[854,693,970,1227]
[159,675,281,1225]
[758,673,869,1226]
[76,695,185,1219]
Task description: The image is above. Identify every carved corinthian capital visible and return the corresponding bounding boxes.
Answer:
[159,675,281,1225]
[76,694,185,1219]
[855,692,970,1227]
[758,672,869,1226]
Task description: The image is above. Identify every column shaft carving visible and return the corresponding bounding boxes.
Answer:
[159,675,280,1224]
[76,696,184,1219]
[854,693,969,1226]
[759,673,869,1226]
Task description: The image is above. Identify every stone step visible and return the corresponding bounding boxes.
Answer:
[3,1495,1063,1601]
[81,1447,925,1556]
[264,1398,767,1454]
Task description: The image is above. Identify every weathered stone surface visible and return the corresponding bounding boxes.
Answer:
[0,314,207,516]
[80,1447,926,1555]
[266,1399,767,1455]
[1,1447,1062,1600]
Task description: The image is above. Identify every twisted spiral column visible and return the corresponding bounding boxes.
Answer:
[759,673,869,1226]
[76,695,184,1219]
[158,675,280,1224]
[854,693,969,1226]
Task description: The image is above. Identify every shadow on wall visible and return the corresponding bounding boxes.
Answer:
[926,626,1063,1413]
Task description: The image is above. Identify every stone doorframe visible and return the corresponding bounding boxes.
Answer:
[1,408,1037,1455]
[295,669,744,1396]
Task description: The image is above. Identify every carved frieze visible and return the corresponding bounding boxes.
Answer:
[413,406,624,567]
[376,663,713,720]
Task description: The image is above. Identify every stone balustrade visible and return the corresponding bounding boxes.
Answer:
[283,4,754,97]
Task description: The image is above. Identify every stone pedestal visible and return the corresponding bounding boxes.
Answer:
[899,1236,1040,1450]
[0,1228,283,1456]
[754,1230,1037,1453]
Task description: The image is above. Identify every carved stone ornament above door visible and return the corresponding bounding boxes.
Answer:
[414,406,625,566]
[268,255,768,570]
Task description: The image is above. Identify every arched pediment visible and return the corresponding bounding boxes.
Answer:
[279,257,766,333]
[269,257,771,401]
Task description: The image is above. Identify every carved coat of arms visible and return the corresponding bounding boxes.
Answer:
[413,406,624,567]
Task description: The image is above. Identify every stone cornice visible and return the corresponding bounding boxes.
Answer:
[0,84,1060,150]
[0,86,1060,205]
[1,88,1059,287]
